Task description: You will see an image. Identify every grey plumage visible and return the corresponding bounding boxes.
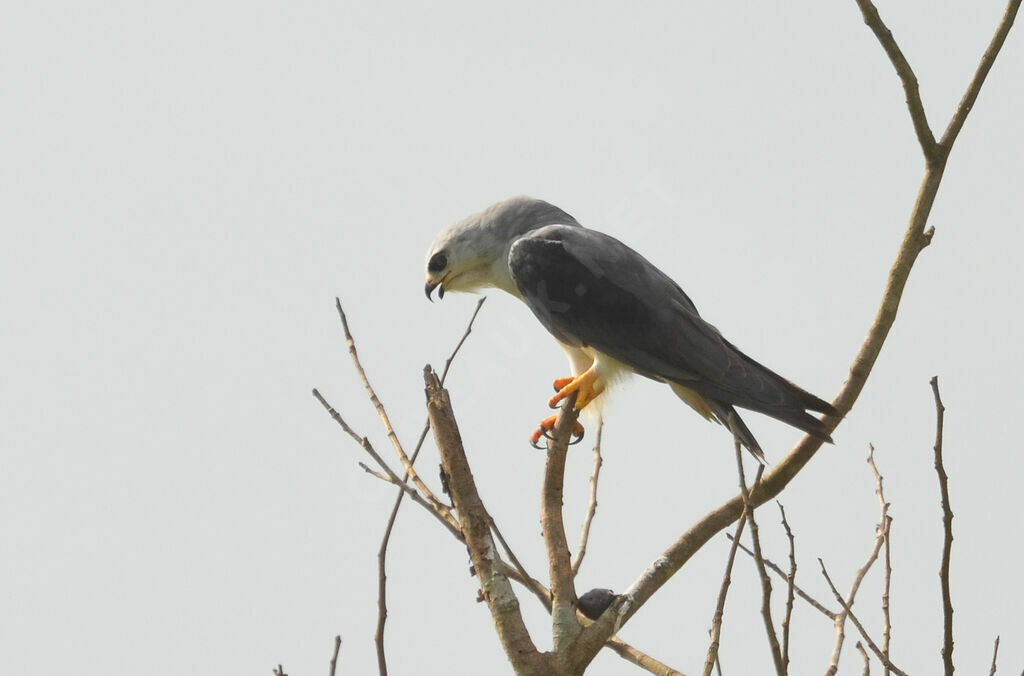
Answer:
[424,196,836,459]
[509,223,835,455]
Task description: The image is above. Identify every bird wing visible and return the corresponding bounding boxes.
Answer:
[507,224,829,416]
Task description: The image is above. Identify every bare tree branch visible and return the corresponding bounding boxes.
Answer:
[728,534,837,620]
[541,394,584,653]
[564,3,1019,659]
[825,447,891,675]
[868,445,894,676]
[820,560,909,676]
[856,641,871,676]
[740,463,782,675]
[572,420,604,578]
[490,516,550,610]
[428,374,683,675]
[602,640,689,676]
[353,461,462,538]
[702,443,753,676]
[852,0,937,160]
[438,298,488,384]
[496,554,689,676]
[352,425,689,676]
[931,376,955,676]
[495,522,689,676]
[329,636,342,676]
[312,389,460,533]
[325,2,1022,670]
[333,298,442,512]
[938,0,1022,153]
[988,635,1000,676]
[371,297,485,675]
[778,502,797,674]
[425,367,549,675]
[337,378,686,673]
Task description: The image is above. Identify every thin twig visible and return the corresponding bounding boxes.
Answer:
[931,376,955,676]
[856,641,871,676]
[882,511,893,673]
[355,462,463,539]
[853,0,938,160]
[358,462,392,483]
[868,445,894,676]
[440,298,487,383]
[988,635,1000,676]
[313,391,436,513]
[702,442,752,676]
[370,297,485,676]
[820,560,909,676]
[825,445,892,675]
[329,635,342,676]
[727,534,837,619]
[313,388,458,526]
[490,516,550,609]
[333,298,440,510]
[778,502,797,674]
[572,420,604,577]
[743,464,781,675]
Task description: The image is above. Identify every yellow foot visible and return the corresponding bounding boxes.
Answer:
[552,376,575,391]
[548,367,604,410]
[529,414,585,448]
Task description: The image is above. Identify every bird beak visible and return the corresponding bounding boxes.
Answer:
[425,280,444,301]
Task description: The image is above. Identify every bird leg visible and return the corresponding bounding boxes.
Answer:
[527,368,601,447]
[529,414,585,449]
[548,367,604,410]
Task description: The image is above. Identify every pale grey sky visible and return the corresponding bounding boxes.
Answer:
[2,1,1021,674]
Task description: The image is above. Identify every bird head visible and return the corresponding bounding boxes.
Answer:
[424,196,580,301]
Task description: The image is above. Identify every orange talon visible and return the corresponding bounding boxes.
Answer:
[529,415,585,448]
[548,367,604,410]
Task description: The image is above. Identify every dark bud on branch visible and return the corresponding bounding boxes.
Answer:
[578,588,617,620]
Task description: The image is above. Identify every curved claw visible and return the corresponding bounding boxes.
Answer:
[528,414,586,448]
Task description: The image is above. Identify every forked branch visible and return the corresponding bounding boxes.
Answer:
[564,2,1020,659]
[425,367,549,675]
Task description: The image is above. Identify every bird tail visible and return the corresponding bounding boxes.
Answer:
[708,398,836,465]
[670,382,836,464]
[708,401,765,463]
[766,404,835,442]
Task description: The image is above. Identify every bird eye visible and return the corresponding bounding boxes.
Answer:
[428,252,448,273]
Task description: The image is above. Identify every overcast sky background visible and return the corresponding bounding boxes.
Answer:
[3,1,1022,674]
